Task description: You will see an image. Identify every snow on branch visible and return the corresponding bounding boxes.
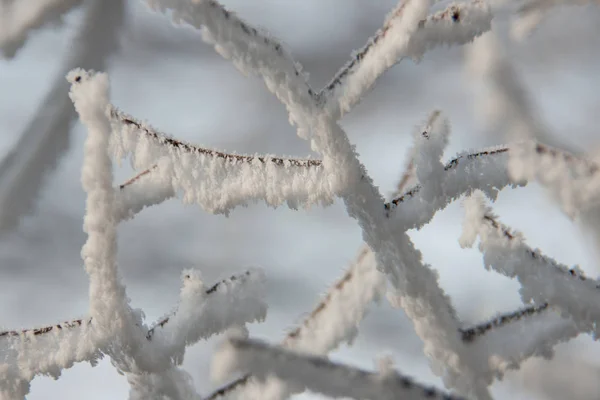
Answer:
[0,268,266,399]
[461,303,580,379]
[109,108,336,216]
[386,145,517,229]
[147,269,267,363]
[319,0,431,119]
[461,192,600,336]
[0,318,101,399]
[321,0,492,119]
[0,0,82,58]
[212,337,464,400]
[460,303,550,343]
[412,110,449,202]
[127,367,199,400]
[511,141,600,218]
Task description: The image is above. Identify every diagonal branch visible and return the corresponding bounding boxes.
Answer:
[147,269,267,361]
[460,303,579,379]
[510,0,600,39]
[145,0,317,127]
[213,337,465,400]
[461,192,600,336]
[0,0,82,58]
[321,0,492,119]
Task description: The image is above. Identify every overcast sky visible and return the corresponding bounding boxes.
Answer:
[1,1,600,399]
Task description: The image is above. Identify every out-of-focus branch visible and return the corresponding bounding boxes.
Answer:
[110,109,322,168]
[320,0,492,119]
[0,0,124,237]
[0,0,82,58]
[212,337,465,400]
[460,303,550,343]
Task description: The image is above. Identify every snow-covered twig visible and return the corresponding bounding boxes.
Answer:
[70,69,200,399]
[109,107,336,216]
[147,269,267,361]
[212,337,465,400]
[0,0,124,236]
[0,318,100,399]
[510,0,600,39]
[461,192,600,336]
[0,0,82,58]
[468,32,600,216]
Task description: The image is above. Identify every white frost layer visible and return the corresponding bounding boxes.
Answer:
[467,306,579,379]
[109,111,336,215]
[461,192,600,337]
[144,0,317,133]
[323,0,492,119]
[68,69,147,370]
[389,145,515,230]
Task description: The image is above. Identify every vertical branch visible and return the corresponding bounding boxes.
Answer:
[68,69,139,345]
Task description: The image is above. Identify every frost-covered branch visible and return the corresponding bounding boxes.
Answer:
[207,245,385,400]
[321,0,492,119]
[212,337,465,400]
[0,318,101,399]
[461,192,600,336]
[460,303,549,343]
[0,267,266,399]
[0,0,124,236]
[461,303,579,379]
[386,145,515,229]
[130,10,501,393]
[0,0,82,58]
[69,68,139,347]
[109,107,336,216]
[467,32,600,217]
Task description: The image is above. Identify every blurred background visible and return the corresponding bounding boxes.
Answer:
[1,0,600,398]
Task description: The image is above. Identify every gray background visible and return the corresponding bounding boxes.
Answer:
[1,0,600,398]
